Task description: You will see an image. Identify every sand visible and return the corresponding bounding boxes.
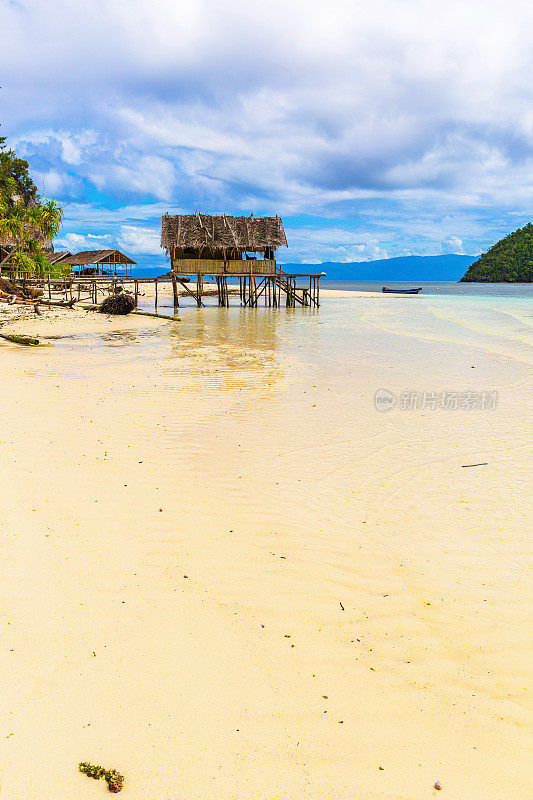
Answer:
[0,290,531,799]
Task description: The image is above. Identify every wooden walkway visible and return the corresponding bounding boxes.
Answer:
[20,270,323,310]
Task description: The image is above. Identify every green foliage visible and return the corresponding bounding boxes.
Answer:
[79,762,124,793]
[0,133,64,275]
[0,135,38,205]
[79,761,108,781]
[461,223,533,282]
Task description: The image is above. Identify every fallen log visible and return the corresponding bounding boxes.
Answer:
[131,310,181,322]
[0,278,17,295]
[80,304,180,322]
[0,294,33,306]
[0,278,43,300]
[36,298,77,309]
[0,333,40,346]
[1,295,74,310]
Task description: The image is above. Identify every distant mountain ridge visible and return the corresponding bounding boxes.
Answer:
[461,223,533,282]
[280,254,476,281]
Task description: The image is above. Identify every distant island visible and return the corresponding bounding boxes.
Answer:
[280,254,476,282]
[461,223,533,282]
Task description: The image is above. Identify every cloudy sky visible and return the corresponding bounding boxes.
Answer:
[2,0,533,265]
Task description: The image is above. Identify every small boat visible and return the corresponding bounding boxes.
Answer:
[382,286,422,294]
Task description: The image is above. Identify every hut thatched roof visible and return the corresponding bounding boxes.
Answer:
[47,251,71,264]
[58,250,136,265]
[0,250,71,268]
[161,213,288,253]
[0,233,54,252]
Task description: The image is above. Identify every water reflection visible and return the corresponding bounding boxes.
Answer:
[166,306,289,392]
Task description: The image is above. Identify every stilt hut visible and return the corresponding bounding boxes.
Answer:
[160,212,322,308]
[58,249,135,277]
[160,213,288,275]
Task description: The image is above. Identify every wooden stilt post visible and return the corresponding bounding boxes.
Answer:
[155,278,158,308]
[171,273,179,308]
[197,274,203,307]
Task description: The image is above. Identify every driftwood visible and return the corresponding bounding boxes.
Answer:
[131,309,180,321]
[0,333,40,346]
[22,286,44,299]
[0,277,43,300]
[35,298,77,309]
[0,293,34,307]
[0,277,17,295]
[81,303,179,322]
[0,294,76,310]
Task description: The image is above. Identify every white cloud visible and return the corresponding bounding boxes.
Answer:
[89,155,176,201]
[32,169,68,196]
[116,224,161,254]
[56,232,113,251]
[441,235,465,255]
[284,225,389,263]
[3,0,533,259]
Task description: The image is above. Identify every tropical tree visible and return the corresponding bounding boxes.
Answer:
[0,133,65,276]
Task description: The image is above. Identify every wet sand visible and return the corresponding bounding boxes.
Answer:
[0,291,531,799]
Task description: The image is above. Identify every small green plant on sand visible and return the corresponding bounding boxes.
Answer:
[79,761,124,793]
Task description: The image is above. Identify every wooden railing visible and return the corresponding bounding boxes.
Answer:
[171,258,277,275]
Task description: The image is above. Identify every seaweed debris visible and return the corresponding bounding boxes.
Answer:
[79,761,124,792]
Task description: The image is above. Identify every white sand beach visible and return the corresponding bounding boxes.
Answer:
[1,290,531,799]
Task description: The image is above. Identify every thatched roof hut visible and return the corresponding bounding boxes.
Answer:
[47,251,71,264]
[161,213,287,253]
[0,242,58,269]
[58,250,136,276]
[0,233,54,263]
[161,213,288,275]
[0,234,54,251]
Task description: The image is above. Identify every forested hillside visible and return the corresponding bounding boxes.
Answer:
[461,224,533,282]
